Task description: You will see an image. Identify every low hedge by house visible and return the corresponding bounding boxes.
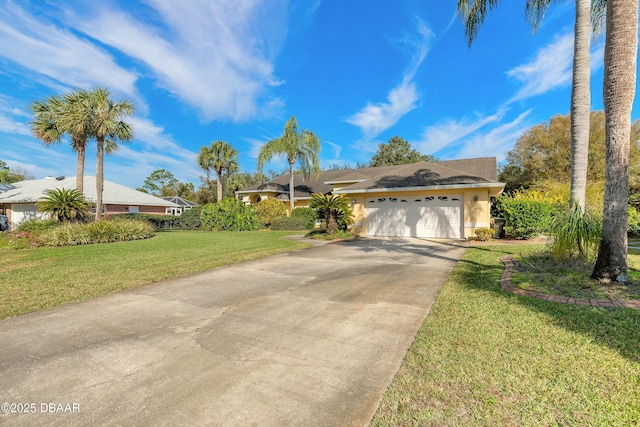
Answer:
[9,218,154,248]
[270,216,308,230]
[111,213,181,230]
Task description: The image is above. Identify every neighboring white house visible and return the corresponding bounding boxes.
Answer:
[0,176,179,230]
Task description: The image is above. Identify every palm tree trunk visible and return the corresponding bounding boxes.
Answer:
[96,137,105,221]
[327,213,338,235]
[289,161,295,214]
[76,140,85,195]
[216,170,223,202]
[592,0,638,282]
[569,0,591,211]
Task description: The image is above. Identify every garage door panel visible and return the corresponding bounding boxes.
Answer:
[366,195,462,239]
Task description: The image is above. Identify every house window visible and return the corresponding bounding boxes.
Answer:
[128,206,139,214]
[438,196,448,201]
[90,205,107,214]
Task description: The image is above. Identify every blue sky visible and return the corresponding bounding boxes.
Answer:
[0,0,634,189]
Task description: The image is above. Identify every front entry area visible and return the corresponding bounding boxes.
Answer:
[365,195,463,239]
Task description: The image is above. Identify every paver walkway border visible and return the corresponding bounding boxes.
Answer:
[499,255,640,309]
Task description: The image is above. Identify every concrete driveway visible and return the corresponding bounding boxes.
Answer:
[0,237,465,426]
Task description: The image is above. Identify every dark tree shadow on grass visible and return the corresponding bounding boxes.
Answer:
[455,247,640,364]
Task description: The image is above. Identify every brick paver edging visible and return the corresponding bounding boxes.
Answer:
[499,255,640,309]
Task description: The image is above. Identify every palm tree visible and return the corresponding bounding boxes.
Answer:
[197,141,238,202]
[30,92,90,194]
[79,88,135,220]
[309,193,352,235]
[457,0,605,211]
[592,0,638,282]
[37,188,90,222]
[257,116,321,213]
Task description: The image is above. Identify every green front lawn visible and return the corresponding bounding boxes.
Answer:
[0,230,310,320]
[372,244,640,426]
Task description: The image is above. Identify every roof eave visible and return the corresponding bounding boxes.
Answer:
[334,182,506,194]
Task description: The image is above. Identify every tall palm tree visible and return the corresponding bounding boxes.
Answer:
[80,88,135,221]
[30,92,90,194]
[592,0,638,282]
[197,141,238,202]
[457,0,604,211]
[257,116,321,213]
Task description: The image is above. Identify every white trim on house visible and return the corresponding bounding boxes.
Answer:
[334,182,505,194]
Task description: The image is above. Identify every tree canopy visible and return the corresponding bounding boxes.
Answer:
[369,136,437,167]
[0,160,33,183]
[138,169,194,198]
[499,111,640,191]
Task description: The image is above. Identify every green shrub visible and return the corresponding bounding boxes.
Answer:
[304,229,354,240]
[291,207,318,229]
[180,207,203,230]
[497,194,553,239]
[549,204,601,260]
[16,219,59,233]
[255,199,287,227]
[37,188,90,222]
[474,228,495,241]
[628,206,640,237]
[9,219,154,248]
[200,198,261,231]
[111,213,181,230]
[270,216,308,230]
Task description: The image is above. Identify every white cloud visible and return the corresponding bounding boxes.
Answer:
[0,2,139,100]
[507,33,574,101]
[346,17,435,140]
[415,109,507,155]
[72,0,289,122]
[456,110,532,160]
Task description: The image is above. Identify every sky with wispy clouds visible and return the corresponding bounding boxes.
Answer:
[0,0,631,188]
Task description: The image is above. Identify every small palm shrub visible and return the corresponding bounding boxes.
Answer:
[200,198,261,231]
[180,207,203,230]
[549,203,601,260]
[37,188,90,222]
[309,193,353,235]
[255,198,287,227]
[270,217,307,230]
[291,207,317,229]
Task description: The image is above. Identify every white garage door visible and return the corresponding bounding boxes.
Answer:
[365,195,463,239]
[10,203,45,229]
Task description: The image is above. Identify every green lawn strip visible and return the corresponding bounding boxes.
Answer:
[0,230,310,319]
[372,245,640,427]
[507,245,640,300]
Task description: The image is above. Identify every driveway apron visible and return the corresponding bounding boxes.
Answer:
[0,237,465,426]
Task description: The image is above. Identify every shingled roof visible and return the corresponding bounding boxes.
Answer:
[237,157,502,199]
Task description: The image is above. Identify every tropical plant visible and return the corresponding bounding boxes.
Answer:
[30,90,93,193]
[592,0,638,282]
[255,198,288,228]
[457,0,606,212]
[550,203,601,260]
[69,88,134,220]
[257,116,321,213]
[198,141,238,202]
[309,193,353,235]
[369,136,437,167]
[37,188,90,222]
[200,198,261,231]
